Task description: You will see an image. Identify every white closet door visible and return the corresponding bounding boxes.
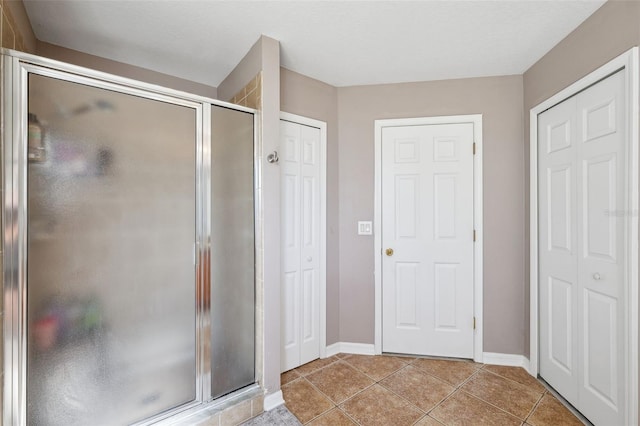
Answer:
[538,96,579,406]
[280,120,321,372]
[539,70,626,425]
[575,70,625,426]
[381,123,474,358]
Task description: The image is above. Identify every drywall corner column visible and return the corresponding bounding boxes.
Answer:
[218,35,282,397]
[216,37,262,102]
[259,35,282,397]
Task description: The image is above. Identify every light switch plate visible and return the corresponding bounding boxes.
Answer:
[358,221,373,235]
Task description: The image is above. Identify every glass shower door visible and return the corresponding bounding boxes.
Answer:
[210,105,255,399]
[26,73,197,425]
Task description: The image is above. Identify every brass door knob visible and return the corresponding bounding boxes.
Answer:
[386,248,394,256]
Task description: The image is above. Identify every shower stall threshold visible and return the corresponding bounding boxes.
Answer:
[147,384,263,426]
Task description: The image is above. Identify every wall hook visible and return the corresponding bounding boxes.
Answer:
[267,151,279,164]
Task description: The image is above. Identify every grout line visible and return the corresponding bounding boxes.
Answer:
[426,379,470,416]
[337,406,363,426]
[339,358,425,420]
[377,364,456,416]
[482,365,547,392]
[457,389,524,422]
[286,355,566,426]
[341,355,410,382]
[411,413,429,425]
[284,376,334,425]
[376,379,428,415]
[293,356,340,377]
[524,390,547,423]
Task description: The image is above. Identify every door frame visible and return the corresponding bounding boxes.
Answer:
[279,112,328,361]
[529,47,639,426]
[374,114,484,362]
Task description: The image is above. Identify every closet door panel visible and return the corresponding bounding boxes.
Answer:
[539,69,627,426]
[575,70,625,425]
[538,96,579,406]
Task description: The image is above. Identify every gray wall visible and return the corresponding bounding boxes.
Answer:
[337,76,526,354]
[522,0,640,358]
[2,0,37,52]
[280,67,340,345]
[36,41,217,98]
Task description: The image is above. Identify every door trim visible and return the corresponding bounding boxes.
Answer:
[374,114,484,362]
[529,47,639,426]
[279,112,328,360]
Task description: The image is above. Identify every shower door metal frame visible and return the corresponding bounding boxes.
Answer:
[1,49,260,426]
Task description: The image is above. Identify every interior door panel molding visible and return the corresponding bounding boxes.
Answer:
[374,114,483,363]
[279,112,327,370]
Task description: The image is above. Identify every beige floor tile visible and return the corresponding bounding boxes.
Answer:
[391,355,417,363]
[413,415,445,426]
[380,365,454,412]
[461,370,544,419]
[295,356,339,376]
[306,361,375,403]
[281,369,301,386]
[307,408,357,426]
[527,393,583,426]
[281,355,586,426]
[483,365,546,393]
[340,384,424,426]
[282,378,334,424]
[343,354,407,380]
[412,358,481,387]
[430,391,521,426]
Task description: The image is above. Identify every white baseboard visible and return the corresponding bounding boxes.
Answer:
[325,342,341,357]
[483,352,530,370]
[263,390,285,411]
[324,342,376,357]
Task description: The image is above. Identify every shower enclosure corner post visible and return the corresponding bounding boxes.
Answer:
[1,51,13,426]
[2,52,29,426]
[1,51,10,426]
[253,109,263,391]
[199,101,213,401]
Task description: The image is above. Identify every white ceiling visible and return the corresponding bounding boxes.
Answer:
[23,0,606,88]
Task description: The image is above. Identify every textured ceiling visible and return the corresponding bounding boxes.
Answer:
[23,0,606,88]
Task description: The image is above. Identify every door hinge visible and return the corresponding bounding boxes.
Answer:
[473,142,476,155]
[473,317,476,330]
[473,230,476,242]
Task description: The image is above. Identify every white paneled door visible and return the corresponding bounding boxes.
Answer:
[280,119,321,372]
[381,123,475,357]
[538,70,626,425]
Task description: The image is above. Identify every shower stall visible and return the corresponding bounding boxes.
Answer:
[1,51,259,425]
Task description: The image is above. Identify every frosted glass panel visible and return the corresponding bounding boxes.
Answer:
[26,74,197,425]
[210,105,255,398]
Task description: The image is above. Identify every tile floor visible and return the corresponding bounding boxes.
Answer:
[281,353,584,426]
